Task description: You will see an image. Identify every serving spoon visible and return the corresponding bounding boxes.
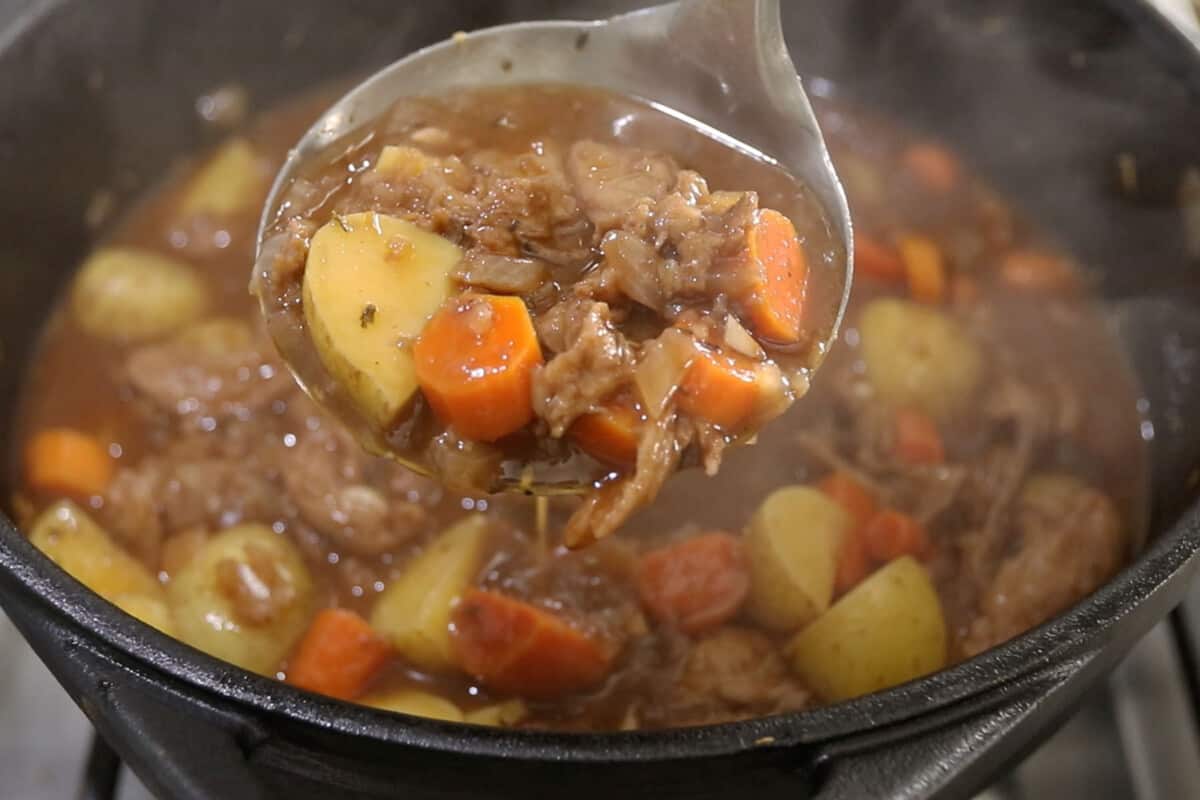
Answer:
[254,0,853,494]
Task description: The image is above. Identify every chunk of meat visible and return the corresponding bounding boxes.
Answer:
[962,476,1125,656]
[566,140,677,233]
[279,420,428,557]
[667,627,810,725]
[100,460,166,566]
[532,300,634,436]
[125,334,290,427]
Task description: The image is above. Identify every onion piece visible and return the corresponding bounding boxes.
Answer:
[600,230,663,311]
[455,251,548,295]
[723,314,763,358]
[635,328,695,418]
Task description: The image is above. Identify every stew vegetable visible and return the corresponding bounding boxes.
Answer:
[10,83,1145,730]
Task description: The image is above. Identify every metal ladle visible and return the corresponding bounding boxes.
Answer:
[254,0,853,494]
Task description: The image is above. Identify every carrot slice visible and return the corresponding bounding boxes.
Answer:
[636,531,750,635]
[733,208,808,343]
[902,143,960,194]
[898,234,947,305]
[287,608,392,701]
[834,525,870,596]
[570,396,644,468]
[854,234,906,283]
[817,471,878,530]
[451,589,613,698]
[677,345,761,430]
[862,509,930,563]
[25,428,114,498]
[413,294,543,442]
[893,408,945,465]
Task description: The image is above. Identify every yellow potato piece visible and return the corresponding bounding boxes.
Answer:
[178,138,263,217]
[786,556,947,703]
[72,247,208,343]
[167,524,314,675]
[369,514,490,672]
[857,298,983,421]
[359,688,463,722]
[303,211,462,430]
[29,500,163,601]
[744,486,848,632]
[463,699,528,728]
[375,145,433,180]
[112,592,175,636]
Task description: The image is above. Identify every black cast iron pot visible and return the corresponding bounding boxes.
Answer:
[1,0,1199,797]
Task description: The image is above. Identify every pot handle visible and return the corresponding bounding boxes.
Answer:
[801,657,1092,800]
[14,617,270,799]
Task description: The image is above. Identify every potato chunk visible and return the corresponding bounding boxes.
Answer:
[72,247,208,343]
[29,501,174,635]
[369,514,490,671]
[359,688,463,722]
[302,212,462,430]
[744,486,848,632]
[167,524,314,675]
[786,556,947,702]
[178,138,263,218]
[858,298,983,420]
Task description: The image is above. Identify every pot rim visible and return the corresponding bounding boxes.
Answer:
[1,502,1197,762]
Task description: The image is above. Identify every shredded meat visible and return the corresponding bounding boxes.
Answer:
[532,300,634,436]
[962,477,1124,656]
[566,140,677,233]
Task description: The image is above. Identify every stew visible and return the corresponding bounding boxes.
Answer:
[10,83,1146,730]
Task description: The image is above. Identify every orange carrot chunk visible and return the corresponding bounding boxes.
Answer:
[733,208,808,343]
[817,471,878,530]
[413,294,543,442]
[834,525,871,596]
[902,143,960,194]
[287,608,392,701]
[854,234,906,283]
[893,408,945,466]
[898,234,947,305]
[25,428,114,498]
[570,396,644,468]
[862,509,930,563]
[636,531,750,635]
[677,345,761,430]
[451,589,613,698]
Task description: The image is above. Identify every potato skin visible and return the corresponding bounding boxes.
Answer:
[369,514,491,672]
[302,211,461,430]
[858,298,983,420]
[744,486,848,632]
[167,524,314,675]
[786,556,947,703]
[71,247,208,343]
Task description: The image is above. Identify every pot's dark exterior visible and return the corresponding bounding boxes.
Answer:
[0,1,1199,798]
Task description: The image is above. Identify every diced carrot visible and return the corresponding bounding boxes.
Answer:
[902,143,960,194]
[413,294,543,442]
[817,471,878,530]
[25,428,114,498]
[862,509,930,563]
[893,408,945,465]
[999,249,1079,293]
[898,234,947,305]
[635,532,749,635]
[834,525,870,596]
[854,234,906,283]
[733,208,808,343]
[287,608,392,701]
[451,589,613,698]
[569,397,644,468]
[677,345,761,430]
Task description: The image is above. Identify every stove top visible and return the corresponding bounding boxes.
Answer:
[3,577,1198,800]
